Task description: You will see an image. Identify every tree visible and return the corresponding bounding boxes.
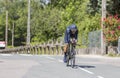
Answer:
[87,0,101,15]
[87,0,120,16]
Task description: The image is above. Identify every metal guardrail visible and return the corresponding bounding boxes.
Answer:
[0,41,65,55]
[0,40,119,55]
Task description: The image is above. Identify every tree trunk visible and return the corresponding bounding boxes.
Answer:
[5,10,8,49]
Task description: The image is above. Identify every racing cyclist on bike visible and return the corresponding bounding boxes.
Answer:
[63,24,78,63]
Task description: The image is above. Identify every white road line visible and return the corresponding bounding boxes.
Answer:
[0,54,13,56]
[40,55,49,56]
[79,68,94,74]
[46,56,55,60]
[97,76,104,78]
[58,59,63,63]
[57,58,94,75]
[19,54,33,56]
[0,54,105,78]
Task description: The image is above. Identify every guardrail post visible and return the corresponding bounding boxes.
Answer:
[55,40,59,55]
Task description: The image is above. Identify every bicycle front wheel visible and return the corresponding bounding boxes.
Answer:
[70,55,75,68]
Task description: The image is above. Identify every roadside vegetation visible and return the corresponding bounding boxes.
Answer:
[0,0,120,48]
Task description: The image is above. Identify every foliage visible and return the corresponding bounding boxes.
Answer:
[79,13,101,45]
[87,0,101,15]
[0,13,5,41]
[0,0,120,47]
[87,0,120,16]
[103,14,120,45]
[30,3,62,42]
[107,0,120,16]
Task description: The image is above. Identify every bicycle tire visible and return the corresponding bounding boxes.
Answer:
[66,54,70,66]
[70,47,76,68]
[71,55,75,68]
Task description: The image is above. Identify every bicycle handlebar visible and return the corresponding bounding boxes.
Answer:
[69,42,80,46]
[75,44,81,46]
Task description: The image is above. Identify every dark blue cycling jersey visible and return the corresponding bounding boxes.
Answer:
[64,24,78,43]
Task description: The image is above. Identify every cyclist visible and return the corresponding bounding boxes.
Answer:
[63,24,78,63]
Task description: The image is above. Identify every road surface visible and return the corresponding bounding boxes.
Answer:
[0,54,120,78]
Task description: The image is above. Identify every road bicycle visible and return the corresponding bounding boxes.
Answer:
[66,42,79,68]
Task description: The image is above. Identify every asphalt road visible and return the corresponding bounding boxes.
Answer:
[0,54,120,78]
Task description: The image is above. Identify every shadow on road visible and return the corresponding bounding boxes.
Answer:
[78,65,95,68]
[68,65,95,69]
[0,61,4,63]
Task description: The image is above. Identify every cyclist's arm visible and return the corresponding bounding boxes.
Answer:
[74,30,78,42]
[64,29,70,43]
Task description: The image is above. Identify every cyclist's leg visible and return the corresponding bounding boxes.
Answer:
[63,43,68,63]
[63,52,67,63]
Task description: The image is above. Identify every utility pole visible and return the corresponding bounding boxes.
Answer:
[27,0,31,45]
[101,0,106,54]
[12,21,14,47]
[5,10,8,49]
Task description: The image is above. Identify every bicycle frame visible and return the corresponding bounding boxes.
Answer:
[66,43,76,67]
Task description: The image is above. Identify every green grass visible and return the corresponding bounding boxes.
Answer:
[107,52,120,57]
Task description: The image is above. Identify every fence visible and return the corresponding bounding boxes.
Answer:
[0,30,119,55]
[0,40,65,55]
[88,30,101,48]
[88,30,119,54]
[0,30,101,54]
[0,40,104,55]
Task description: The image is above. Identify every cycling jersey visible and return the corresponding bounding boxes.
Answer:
[64,24,78,43]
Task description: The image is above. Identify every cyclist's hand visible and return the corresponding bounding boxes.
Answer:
[70,38,77,44]
[75,40,77,43]
[70,39,73,43]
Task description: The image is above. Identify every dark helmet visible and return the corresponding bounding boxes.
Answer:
[70,24,77,33]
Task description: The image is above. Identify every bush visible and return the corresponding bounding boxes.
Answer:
[103,14,120,45]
